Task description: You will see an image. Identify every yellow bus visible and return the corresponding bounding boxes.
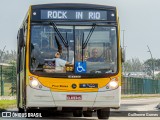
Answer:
[17,3,122,119]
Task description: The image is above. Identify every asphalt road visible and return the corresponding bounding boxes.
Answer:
[1,97,160,120]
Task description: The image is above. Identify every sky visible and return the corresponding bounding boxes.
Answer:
[0,0,160,61]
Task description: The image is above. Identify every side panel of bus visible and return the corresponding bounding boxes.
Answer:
[17,14,29,109]
[17,30,26,108]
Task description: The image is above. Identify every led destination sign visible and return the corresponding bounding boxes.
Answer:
[40,10,108,20]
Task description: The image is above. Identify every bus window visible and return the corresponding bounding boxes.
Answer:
[30,25,74,73]
[30,25,117,74]
[75,26,117,74]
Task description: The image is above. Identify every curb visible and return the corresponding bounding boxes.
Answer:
[0,96,16,100]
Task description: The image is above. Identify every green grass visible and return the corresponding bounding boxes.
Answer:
[0,100,16,109]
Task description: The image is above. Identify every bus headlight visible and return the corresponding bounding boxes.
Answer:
[30,79,39,87]
[109,80,118,89]
[99,78,119,92]
[29,76,50,91]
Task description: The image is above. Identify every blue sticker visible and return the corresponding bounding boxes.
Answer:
[75,61,87,73]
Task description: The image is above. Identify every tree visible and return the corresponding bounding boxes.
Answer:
[0,50,17,63]
[123,58,143,72]
[144,58,160,71]
[155,73,160,80]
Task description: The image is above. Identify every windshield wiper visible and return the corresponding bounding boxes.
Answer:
[82,23,96,49]
[81,23,96,61]
[55,36,62,53]
[50,22,68,48]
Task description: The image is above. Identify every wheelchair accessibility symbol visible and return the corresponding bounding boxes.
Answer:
[75,62,86,73]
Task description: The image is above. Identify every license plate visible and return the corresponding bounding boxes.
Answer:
[66,95,82,100]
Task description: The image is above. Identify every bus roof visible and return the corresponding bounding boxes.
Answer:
[31,3,116,10]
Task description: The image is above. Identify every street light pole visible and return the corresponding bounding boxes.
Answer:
[147,45,154,80]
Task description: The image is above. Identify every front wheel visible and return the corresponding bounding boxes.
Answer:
[18,107,24,113]
[97,108,110,119]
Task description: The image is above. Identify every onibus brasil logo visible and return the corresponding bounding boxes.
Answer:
[2,112,42,118]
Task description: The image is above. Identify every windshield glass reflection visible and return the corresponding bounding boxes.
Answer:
[30,25,117,75]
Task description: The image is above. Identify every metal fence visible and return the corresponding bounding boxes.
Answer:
[0,64,16,96]
[122,77,160,94]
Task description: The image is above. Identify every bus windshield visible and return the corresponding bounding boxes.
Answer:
[30,24,117,75]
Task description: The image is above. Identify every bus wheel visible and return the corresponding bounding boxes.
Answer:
[83,111,92,117]
[18,107,24,113]
[73,110,82,117]
[97,108,110,119]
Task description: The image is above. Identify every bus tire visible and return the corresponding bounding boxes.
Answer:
[97,108,110,119]
[18,107,24,113]
[73,110,82,117]
[83,111,92,117]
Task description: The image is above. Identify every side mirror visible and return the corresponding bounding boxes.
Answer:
[18,28,25,48]
[121,47,125,63]
[17,28,25,74]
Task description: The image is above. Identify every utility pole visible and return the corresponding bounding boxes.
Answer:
[0,46,6,96]
[147,45,154,80]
